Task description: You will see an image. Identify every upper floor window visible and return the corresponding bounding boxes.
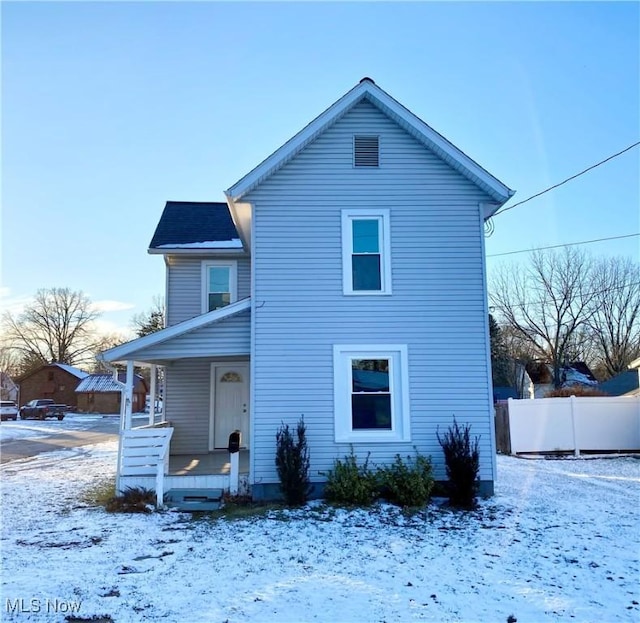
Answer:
[201,261,237,313]
[341,209,391,295]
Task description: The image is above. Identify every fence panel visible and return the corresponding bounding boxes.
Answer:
[507,396,640,454]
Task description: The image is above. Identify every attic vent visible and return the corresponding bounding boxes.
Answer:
[354,135,379,167]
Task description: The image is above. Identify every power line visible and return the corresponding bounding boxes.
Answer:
[494,141,640,216]
[487,233,640,258]
[490,280,640,313]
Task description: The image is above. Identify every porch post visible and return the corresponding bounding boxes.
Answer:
[149,364,157,426]
[124,360,134,430]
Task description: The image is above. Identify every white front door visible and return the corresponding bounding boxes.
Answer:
[210,364,249,451]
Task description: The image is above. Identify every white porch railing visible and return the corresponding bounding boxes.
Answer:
[117,427,173,506]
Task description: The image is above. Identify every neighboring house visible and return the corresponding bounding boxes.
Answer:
[493,361,534,402]
[527,361,598,398]
[18,363,89,407]
[0,372,19,402]
[101,78,514,500]
[76,373,148,413]
[598,369,640,397]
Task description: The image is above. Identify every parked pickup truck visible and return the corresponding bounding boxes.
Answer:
[20,399,67,420]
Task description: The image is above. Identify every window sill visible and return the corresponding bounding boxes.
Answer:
[335,431,410,444]
[343,291,393,296]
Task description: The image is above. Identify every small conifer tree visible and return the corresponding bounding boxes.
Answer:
[437,417,480,509]
[275,417,311,506]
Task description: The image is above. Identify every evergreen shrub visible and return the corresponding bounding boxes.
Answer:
[377,452,434,507]
[437,418,480,510]
[275,417,311,506]
[323,450,378,505]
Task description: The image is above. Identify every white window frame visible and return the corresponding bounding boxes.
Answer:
[333,344,410,443]
[201,260,238,314]
[341,209,392,295]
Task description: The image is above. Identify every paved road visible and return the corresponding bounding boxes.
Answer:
[0,416,121,464]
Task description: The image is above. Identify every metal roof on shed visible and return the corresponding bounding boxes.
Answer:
[149,202,240,249]
[75,373,145,393]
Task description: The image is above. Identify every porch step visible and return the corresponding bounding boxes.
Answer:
[165,488,224,512]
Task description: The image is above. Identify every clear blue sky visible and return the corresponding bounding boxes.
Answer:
[2,1,639,337]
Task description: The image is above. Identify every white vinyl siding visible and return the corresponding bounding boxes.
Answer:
[164,357,249,454]
[245,98,496,488]
[129,310,250,362]
[166,256,250,325]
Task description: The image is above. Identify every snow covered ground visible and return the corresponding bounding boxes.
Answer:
[0,413,149,443]
[1,433,639,622]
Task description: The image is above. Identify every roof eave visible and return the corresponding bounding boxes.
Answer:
[100,298,252,363]
[226,79,514,204]
[147,247,248,256]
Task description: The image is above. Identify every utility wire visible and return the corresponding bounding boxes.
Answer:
[490,280,640,312]
[487,233,640,258]
[494,141,640,216]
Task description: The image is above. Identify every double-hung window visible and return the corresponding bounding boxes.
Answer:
[201,261,237,313]
[333,345,410,442]
[342,209,391,295]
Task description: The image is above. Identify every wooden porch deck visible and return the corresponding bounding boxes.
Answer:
[168,450,249,476]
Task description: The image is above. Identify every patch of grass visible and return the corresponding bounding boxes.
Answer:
[81,478,116,508]
[189,493,286,521]
[105,486,156,514]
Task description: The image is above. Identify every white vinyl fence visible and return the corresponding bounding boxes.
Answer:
[507,396,640,455]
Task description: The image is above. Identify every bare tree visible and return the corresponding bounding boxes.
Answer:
[131,295,165,338]
[1,287,102,368]
[588,257,640,378]
[490,248,597,388]
[0,346,21,378]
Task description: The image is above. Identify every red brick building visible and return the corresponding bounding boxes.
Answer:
[18,363,89,407]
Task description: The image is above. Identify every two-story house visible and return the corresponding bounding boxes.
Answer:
[101,78,514,503]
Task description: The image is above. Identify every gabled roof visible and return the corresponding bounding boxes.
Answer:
[226,77,514,210]
[18,362,89,382]
[75,373,146,393]
[100,298,252,363]
[52,363,90,379]
[148,202,243,253]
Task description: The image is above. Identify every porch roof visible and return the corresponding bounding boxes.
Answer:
[100,298,251,365]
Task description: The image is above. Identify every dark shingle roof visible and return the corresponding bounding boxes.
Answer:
[149,202,240,249]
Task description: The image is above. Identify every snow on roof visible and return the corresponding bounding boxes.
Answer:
[76,373,145,393]
[155,239,243,249]
[52,363,89,379]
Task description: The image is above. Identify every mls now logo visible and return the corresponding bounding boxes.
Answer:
[6,598,82,614]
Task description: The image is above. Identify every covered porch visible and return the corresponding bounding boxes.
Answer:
[99,299,252,504]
